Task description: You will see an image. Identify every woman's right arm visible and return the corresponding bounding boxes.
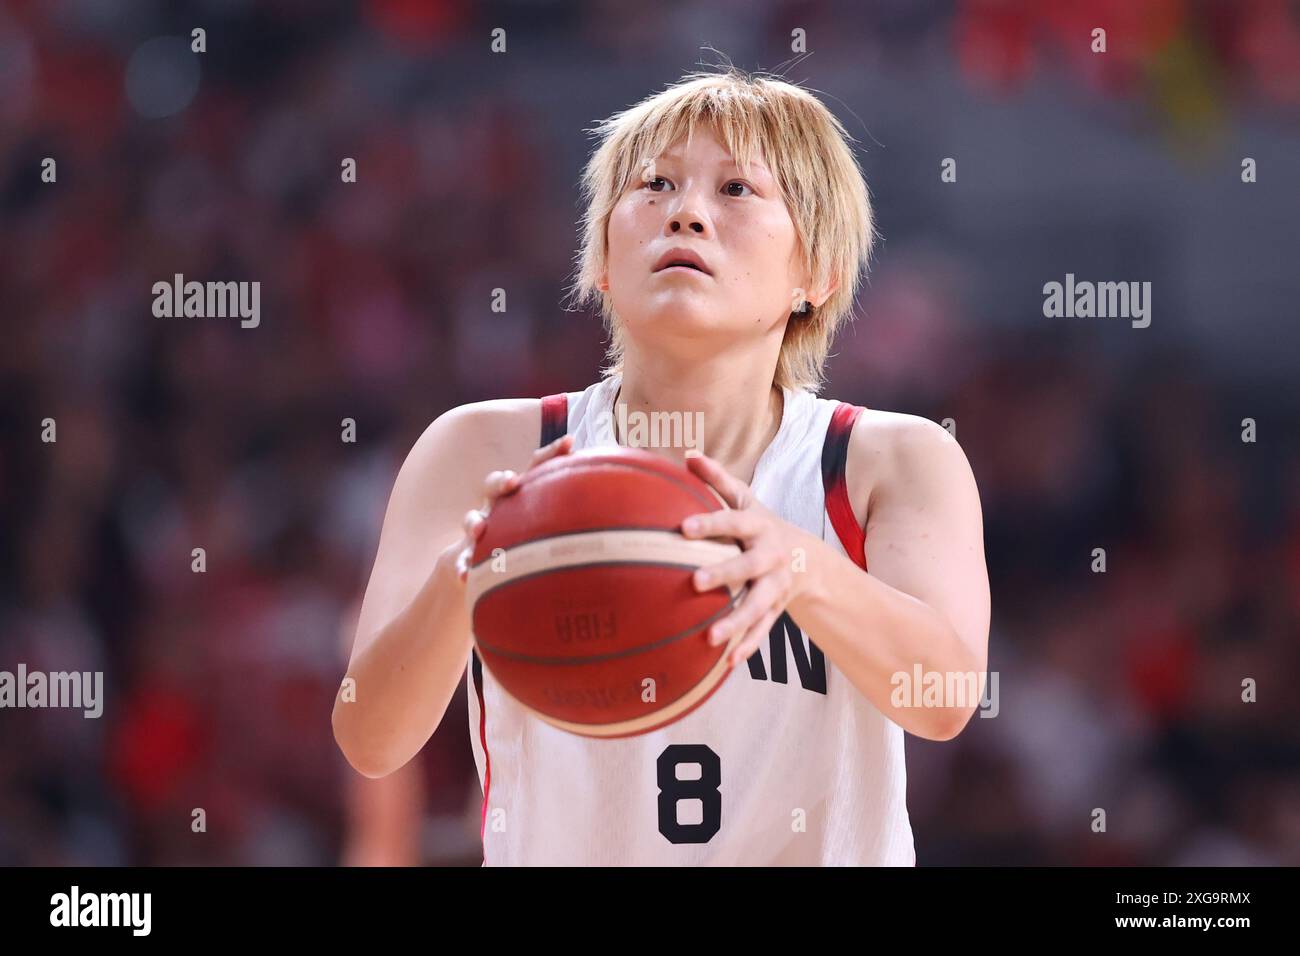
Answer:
[332,398,546,779]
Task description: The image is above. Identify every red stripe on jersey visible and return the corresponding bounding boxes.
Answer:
[822,402,868,572]
[470,649,491,862]
[539,393,569,446]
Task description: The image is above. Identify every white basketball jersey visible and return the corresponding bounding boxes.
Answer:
[465,372,916,865]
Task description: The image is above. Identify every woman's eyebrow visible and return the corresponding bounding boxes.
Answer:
[656,154,773,178]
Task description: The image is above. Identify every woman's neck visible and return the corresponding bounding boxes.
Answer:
[612,358,784,485]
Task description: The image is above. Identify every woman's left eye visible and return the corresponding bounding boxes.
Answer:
[724,181,753,197]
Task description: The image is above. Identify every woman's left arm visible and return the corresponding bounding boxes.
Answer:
[682,414,990,741]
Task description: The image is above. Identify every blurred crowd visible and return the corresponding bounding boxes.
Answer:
[0,0,1297,865]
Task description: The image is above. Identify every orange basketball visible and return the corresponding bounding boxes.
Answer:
[465,446,745,738]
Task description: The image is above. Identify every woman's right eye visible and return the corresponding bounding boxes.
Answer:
[644,176,671,192]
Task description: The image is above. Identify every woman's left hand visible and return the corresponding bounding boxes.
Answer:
[680,451,813,667]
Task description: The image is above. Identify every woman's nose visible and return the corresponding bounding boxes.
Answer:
[665,195,710,235]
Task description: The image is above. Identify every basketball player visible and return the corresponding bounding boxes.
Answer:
[333,68,990,865]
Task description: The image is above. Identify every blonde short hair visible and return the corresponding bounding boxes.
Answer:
[568,66,876,393]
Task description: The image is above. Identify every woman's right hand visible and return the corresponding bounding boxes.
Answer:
[453,433,574,584]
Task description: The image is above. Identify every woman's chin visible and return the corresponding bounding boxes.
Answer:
[626,308,734,337]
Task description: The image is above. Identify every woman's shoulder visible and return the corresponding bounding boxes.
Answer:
[402,397,548,485]
[849,406,956,452]
[815,392,954,457]
[833,402,968,527]
[421,377,605,457]
[427,395,542,441]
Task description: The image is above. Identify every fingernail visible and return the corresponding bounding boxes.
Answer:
[683,517,700,534]
[695,570,712,589]
[712,621,730,642]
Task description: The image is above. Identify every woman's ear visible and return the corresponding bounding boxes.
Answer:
[810,275,840,309]
[791,249,839,307]
[791,275,839,315]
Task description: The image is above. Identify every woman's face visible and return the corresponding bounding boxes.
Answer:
[602,127,810,353]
